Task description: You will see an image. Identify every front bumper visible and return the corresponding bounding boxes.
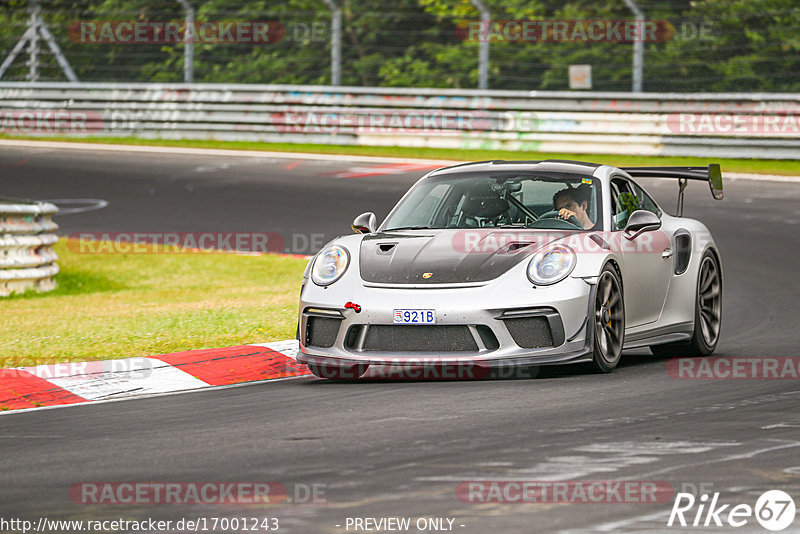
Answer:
[297,274,596,372]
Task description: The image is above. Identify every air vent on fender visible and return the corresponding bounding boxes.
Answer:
[377,243,397,255]
[504,242,533,253]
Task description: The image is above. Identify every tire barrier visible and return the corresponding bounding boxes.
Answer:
[0,198,59,296]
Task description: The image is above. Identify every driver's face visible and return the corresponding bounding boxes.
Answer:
[556,198,593,229]
[556,199,587,217]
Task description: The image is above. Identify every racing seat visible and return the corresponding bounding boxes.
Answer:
[459,188,511,227]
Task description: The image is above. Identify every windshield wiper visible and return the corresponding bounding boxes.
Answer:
[386,225,436,231]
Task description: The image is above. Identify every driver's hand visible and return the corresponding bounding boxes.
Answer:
[558,208,577,220]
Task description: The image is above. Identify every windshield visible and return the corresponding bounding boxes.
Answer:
[383,172,602,231]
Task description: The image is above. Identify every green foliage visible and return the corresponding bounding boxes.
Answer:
[0,0,797,90]
[618,192,640,213]
[616,192,640,228]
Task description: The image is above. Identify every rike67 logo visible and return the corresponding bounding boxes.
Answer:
[668,490,796,531]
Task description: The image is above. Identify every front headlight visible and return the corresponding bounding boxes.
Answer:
[311,245,350,286]
[527,244,576,285]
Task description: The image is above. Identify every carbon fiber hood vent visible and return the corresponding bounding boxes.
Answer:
[359,229,574,284]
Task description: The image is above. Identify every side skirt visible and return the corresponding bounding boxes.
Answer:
[623,321,693,349]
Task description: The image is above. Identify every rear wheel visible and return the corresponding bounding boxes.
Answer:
[651,251,722,358]
[591,265,625,373]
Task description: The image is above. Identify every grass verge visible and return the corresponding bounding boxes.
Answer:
[2,134,800,175]
[0,239,306,368]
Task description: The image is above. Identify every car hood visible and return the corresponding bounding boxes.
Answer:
[359,229,578,284]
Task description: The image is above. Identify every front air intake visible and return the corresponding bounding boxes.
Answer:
[363,325,478,352]
[305,316,341,348]
[503,316,554,349]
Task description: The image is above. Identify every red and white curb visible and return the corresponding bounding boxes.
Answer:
[0,340,310,414]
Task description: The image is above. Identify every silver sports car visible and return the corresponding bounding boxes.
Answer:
[296,160,723,379]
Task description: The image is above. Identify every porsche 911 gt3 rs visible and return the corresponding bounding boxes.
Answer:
[296,160,724,378]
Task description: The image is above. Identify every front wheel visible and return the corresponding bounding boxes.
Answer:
[651,251,722,358]
[591,265,625,372]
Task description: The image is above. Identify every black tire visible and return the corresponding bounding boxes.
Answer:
[651,251,722,358]
[590,264,625,373]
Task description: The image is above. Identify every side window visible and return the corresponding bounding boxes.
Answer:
[628,180,661,217]
[610,178,636,230]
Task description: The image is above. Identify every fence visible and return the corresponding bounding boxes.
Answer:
[0,198,59,296]
[1,2,799,94]
[1,82,799,159]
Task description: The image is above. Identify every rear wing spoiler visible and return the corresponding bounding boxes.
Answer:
[620,164,723,216]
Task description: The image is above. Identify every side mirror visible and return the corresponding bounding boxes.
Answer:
[708,163,724,200]
[352,212,377,234]
[624,210,661,240]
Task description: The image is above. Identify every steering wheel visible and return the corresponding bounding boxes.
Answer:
[532,210,584,229]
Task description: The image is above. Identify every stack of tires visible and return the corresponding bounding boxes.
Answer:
[0,198,59,296]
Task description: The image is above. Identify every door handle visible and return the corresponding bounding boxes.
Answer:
[662,248,674,259]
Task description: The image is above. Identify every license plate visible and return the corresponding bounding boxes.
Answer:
[393,309,436,324]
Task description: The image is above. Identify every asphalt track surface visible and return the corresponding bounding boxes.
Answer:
[2,145,800,533]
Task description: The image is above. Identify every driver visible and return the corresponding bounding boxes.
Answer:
[553,185,594,229]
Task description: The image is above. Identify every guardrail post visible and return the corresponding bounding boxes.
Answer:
[27,2,41,82]
[0,1,78,82]
[622,0,644,92]
[468,0,490,90]
[0,198,59,296]
[176,0,195,83]
[322,0,342,85]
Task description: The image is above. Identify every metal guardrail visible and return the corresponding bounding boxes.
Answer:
[0,198,59,296]
[1,82,799,159]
